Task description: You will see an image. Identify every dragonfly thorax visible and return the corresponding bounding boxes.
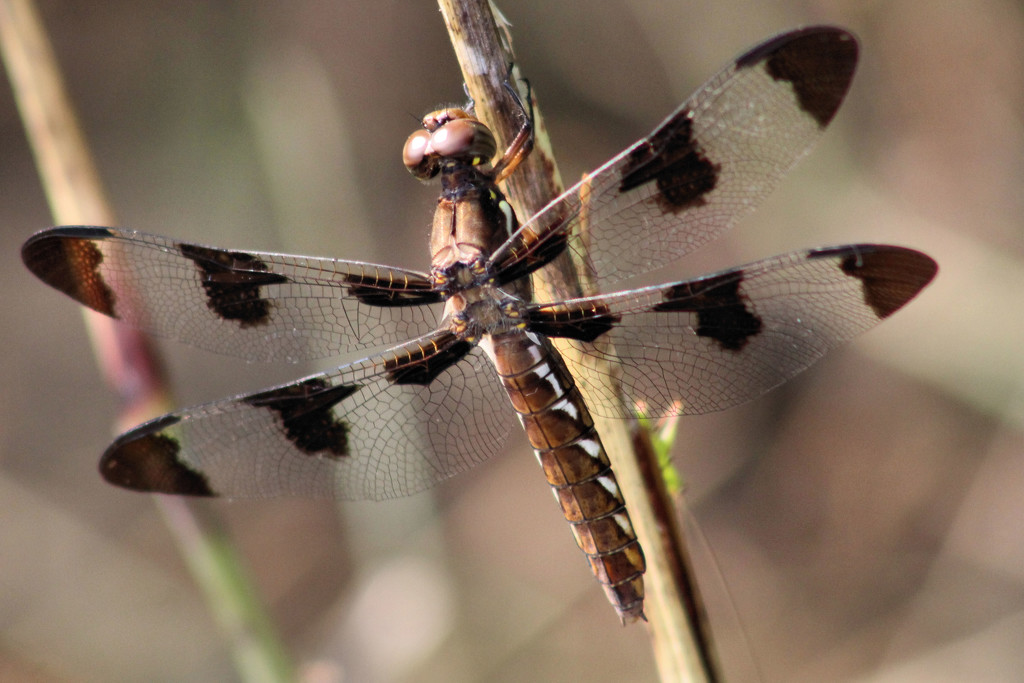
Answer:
[444,286,526,342]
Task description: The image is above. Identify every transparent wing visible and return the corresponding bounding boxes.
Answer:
[527,245,936,418]
[490,27,859,292]
[22,226,441,363]
[99,331,517,499]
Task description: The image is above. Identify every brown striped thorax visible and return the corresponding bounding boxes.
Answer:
[403,104,540,348]
[21,27,937,626]
[404,107,519,296]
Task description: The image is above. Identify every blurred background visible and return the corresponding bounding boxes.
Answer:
[2,0,1023,681]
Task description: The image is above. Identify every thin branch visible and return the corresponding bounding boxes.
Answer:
[436,1,721,681]
[0,1,294,680]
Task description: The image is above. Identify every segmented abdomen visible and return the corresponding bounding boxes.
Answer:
[484,329,646,623]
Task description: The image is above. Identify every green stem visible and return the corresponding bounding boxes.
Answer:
[0,1,295,680]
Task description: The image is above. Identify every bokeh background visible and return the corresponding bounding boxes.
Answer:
[3,0,1023,681]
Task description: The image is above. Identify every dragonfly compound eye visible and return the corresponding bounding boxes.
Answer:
[403,128,438,179]
[430,118,497,164]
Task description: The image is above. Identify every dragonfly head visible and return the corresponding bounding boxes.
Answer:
[404,108,498,180]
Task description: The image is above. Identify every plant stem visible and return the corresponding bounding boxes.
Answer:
[0,1,294,680]
[435,1,721,680]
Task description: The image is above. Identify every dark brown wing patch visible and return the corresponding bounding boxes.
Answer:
[385,335,474,386]
[653,271,762,351]
[527,303,621,343]
[491,217,571,287]
[618,109,720,212]
[99,415,214,495]
[341,272,441,307]
[245,379,360,458]
[178,243,288,327]
[738,27,858,128]
[809,246,938,319]
[22,228,118,317]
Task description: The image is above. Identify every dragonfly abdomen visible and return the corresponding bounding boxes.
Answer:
[483,330,646,623]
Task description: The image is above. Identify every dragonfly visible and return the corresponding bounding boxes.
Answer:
[21,26,936,623]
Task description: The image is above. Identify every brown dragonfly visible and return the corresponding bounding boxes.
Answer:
[21,27,936,623]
